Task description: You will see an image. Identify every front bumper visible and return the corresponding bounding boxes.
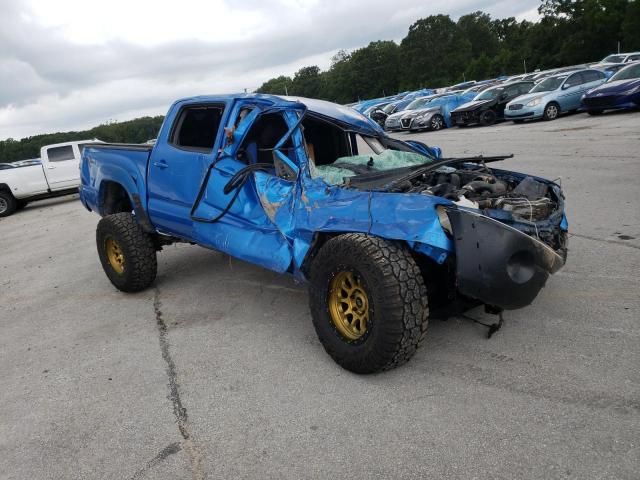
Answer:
[582,93,640,111]
[505,103,545,120]
[451,110,479,126]
[447,208,566,310]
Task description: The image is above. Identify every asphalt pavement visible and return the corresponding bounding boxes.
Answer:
[1,110,639,479]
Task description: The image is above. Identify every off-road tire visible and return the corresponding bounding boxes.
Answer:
[308,234,429,374]
[96,213,157,292]
[543,102,560,121]
[479,110,497,126]
[0,190,17,217]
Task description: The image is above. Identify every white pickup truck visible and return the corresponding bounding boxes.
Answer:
[0,140,100,217]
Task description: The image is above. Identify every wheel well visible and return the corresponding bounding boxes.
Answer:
[0,183,13,196]
[546,101,560,110]
[101,181,133,216]
[300,232,454,304]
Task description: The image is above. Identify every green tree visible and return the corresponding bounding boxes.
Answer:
[399,15,472,89]
[256,75,293,95]
[621,0,640,50]
[289,66,325,98]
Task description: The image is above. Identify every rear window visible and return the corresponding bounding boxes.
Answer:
[170,105,224,152]
[47,145,75,162]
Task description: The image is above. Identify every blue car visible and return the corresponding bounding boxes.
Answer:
[397,92,477,131]
[505,69,607,122]
[79,93,567,373]
[581,62,640,114]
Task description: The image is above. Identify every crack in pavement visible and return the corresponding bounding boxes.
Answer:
[154,287,205,480]
[130,442,182,480]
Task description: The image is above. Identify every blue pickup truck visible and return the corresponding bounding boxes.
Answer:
[80,94,568,373]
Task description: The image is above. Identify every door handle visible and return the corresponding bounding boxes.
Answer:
[46,165,56,169]
[153,160,168,169]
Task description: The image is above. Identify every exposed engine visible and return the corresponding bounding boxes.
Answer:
[393,165,558,223]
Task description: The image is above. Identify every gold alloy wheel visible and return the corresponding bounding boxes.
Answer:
[328,271,370,340]
[105,238,125,274]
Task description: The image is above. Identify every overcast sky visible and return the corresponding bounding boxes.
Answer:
[0,0,540,140]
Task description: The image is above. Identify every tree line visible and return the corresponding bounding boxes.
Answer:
[257,0,640,103]
[0,116,164,163]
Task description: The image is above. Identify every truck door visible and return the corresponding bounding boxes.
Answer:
[146,103,227,237]
[190,107,302,273]
[43,144,82,189]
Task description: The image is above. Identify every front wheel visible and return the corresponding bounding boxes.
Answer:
[0,191,17,217]
[96,213,157,292]
[543,102,560,121]
[308,234,429,373]
[479,110,497,126]
[429,114,445,131]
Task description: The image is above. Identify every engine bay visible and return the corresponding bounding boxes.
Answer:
[390,165,560,223]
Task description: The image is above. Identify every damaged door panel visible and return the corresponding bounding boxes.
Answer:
[79,93,568,374]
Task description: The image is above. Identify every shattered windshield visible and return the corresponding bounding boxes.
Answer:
[609,63,640,81]
[531,76,567,92]
[310,135,430,186]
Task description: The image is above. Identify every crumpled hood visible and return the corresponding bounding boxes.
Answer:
[452,99,493,112]
[586,78,640,96]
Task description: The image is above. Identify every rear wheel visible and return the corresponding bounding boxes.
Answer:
[0,191,17,217]
[479,110,497,126]
[543,102,560,121]
[308,234,429,374]
[96,213,157,292]
[429,114,445,131]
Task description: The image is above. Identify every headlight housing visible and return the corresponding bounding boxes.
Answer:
[526,97,543,107]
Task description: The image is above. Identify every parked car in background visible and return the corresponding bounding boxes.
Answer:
[505,69,607,122]
[397,92,477,132]
[0,140,100,217]
[445,81,476,92]
[593,62,629,78]
[599,52,640,64]
[385,95,440,131]
[450,81,534,127]
[581,62,640,114]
